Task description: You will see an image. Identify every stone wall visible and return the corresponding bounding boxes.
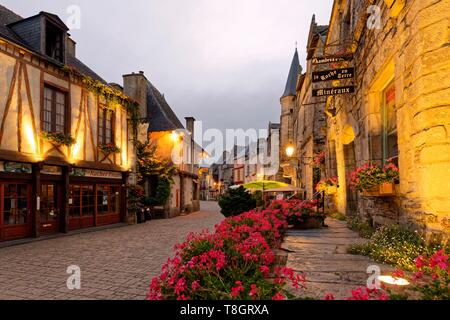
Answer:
[325,0,450,240]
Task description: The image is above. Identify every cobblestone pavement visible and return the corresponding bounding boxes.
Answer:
[282,219,395,300]
[0,201,223,300]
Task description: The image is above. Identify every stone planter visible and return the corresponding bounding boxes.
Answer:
[291,218,324,230]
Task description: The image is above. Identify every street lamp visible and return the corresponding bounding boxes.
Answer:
[285,145,295,158]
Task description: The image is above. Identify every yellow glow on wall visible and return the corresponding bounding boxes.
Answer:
[24,120,37,154]
[71,141,81,162]
[122,149,127,168]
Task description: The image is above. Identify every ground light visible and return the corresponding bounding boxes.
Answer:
[378,276,410,286]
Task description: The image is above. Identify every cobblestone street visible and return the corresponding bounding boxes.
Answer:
[0,202,223,300]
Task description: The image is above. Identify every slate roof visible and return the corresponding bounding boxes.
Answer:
[146,80,185,132]
[281,48,301,98]
[0,5,25,45]
[0,5,106,84]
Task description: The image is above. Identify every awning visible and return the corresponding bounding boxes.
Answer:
[264,185,302,193]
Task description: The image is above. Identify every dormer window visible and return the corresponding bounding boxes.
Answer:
[45,20,64,62]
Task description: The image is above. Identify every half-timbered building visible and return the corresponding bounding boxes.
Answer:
[0,5,137,242]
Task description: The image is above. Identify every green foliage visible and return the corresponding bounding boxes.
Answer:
[98,143,121,155]
[62,65,140,139]
[127,185,145,213]
[330,212,347,221]
[218,187,257,217]
[346,216,375,238]
[348,225,443,271]
[145,176,172,206]
[252,191,264,208]
[41,131,76,146]
[136,140,175,206]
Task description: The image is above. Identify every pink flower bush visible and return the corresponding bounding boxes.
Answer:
[147,206,305,300]
[267,199,323,226]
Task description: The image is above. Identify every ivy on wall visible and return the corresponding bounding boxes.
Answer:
[62,65,140,139]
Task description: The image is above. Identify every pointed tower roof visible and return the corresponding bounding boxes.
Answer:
[281,48,301,98]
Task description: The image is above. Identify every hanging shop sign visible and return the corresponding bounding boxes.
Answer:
[312,67,355,83]
[70,168,122,179]
[312,54,353,65]
[0,161,32,173]
[312,86,355,97]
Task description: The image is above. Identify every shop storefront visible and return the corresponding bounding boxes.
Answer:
[0,161,127,242]
[67,168,123,231]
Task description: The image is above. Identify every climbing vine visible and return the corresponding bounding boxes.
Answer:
[62,65,140,139]
[136,140,176,206]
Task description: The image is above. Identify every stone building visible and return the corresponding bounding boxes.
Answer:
[123,71,201,217]
[292,17,329,200]
[279,49,301,183]
[0,5,137,242]
[323,0,450,240]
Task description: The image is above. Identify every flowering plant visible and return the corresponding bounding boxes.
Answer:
[324,249,449,300]
[267,199,322,227]
[312,151,326,168]
[349,162,399,192]
[316,177,339,194]
[41,131,76,146]
[148,208,305,300]
[99,143,121,155]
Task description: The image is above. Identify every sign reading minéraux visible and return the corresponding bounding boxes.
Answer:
[312,86,355,97]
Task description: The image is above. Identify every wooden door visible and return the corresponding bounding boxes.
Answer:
[96,185,121,226]
[68,184,95,231]
[40,183,61,235]
[0,183,32,241]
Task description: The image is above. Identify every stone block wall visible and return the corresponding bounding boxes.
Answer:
[325,0,450,241]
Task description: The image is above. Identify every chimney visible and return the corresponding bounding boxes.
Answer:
[185,117,196,136]
[185,117,196,171]
[123,71,149,119]
[66,37,76,57]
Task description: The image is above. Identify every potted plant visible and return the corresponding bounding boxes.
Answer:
[268,199,324,230]
[349,162,399,197]
[316,177,339,195]
[41,131,76,146]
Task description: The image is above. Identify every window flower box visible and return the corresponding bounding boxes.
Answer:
[350,162,399,197]
[362,182,396,197]
[99,143,121,155]
[41,131,76,146]
[379,182,395,195]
